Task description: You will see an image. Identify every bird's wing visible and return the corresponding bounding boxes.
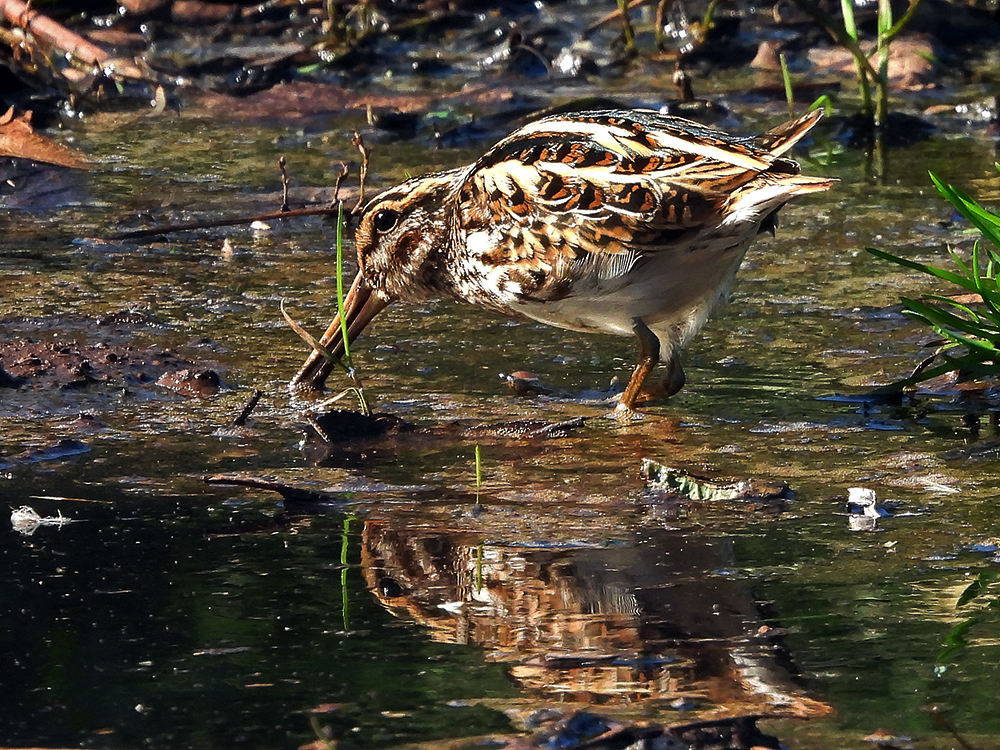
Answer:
[452,109,826,302]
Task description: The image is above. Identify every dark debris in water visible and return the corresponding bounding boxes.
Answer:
[0,310,226,400]
[462,417,587,439]
[503,370,619,403]
[305,408,586,445]
[300,408,587,470]
[641,458,792,504]
[207,410,593,502]
[0,338,224,397]
[204,474,350,507]
[514,711,781,750]
[829,111,938,150]
[0,438,90,470]
[305,409,415,443]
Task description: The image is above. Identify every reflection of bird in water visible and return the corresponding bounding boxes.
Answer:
[361,520,832,717]
[292,108,833,413]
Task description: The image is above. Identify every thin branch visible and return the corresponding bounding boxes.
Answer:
[108,205,342,241]
[0,0,146,79]
[1,0,108,65]
[231,389,262,427]
[351,130,371,214]
[331,162,350,208]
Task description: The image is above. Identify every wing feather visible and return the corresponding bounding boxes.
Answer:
[453,108,828,303]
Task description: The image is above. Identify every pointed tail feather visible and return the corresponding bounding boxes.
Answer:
[754,109,826,157]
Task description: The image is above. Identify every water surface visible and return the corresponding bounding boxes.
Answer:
[2,109,1000,748]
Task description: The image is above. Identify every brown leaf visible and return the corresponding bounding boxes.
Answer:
[0,108,90,169]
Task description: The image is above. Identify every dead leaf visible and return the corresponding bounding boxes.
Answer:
[0,108,90,169]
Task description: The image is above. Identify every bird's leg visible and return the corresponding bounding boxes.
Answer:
[615,319,686,415]
[654,353,686,399]
[617,318,661,411]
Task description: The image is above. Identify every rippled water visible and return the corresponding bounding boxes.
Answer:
[2,109,1000,748]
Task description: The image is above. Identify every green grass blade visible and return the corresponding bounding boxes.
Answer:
[918,296,1000,336]
[877,0,892,37]
[862,170,1000,385]
[474,444,483,505]
[947,245,973,281]
[335,202,353,370]
[931,172,1000,248]
[902,300,1000,351]
[780,52,795,117]
[957,571,996,608]
[840,0,858,39]
[946,332,1000,357]
[938,616,978,662]
[866,247,984,292]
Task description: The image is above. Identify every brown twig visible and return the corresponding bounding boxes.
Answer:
[0,0,146,80]
[351,130,371,213]
[108,204,342,241]
[306,412,333,444]
[331,162,350,208]
[111,132,372,241]
[231,389,263,427]
[1,0,108,65]
[0,106,90,167]
[655,0,669,50]
[278,156,290,213]
[924,707,980,750]
[585,0,653,33]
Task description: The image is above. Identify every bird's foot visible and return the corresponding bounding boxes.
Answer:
[608,400,647,421]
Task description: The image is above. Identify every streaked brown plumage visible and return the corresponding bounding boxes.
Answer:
[291,108,835,412]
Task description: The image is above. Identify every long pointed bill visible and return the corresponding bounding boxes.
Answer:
[289,271,390,391]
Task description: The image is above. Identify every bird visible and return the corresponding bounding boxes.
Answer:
[290,107,835,413]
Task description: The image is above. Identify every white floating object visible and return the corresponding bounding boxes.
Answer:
[10,506,74,535]
[848,487,878,507]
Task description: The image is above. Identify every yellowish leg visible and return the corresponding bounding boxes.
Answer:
[617,319,660,411]
[615,318,685,415]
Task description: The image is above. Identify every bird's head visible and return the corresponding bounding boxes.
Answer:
[354,169,466,302]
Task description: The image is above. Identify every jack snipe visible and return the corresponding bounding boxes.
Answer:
[291,108,835,412]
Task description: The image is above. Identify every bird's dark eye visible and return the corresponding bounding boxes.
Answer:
[372,209,399,233]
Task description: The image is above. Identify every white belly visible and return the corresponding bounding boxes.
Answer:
[509,233,753,361]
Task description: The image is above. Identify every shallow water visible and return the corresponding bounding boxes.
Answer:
[2,108,1000,749]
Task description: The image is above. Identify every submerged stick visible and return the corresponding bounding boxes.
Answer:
[231,389,263,427]
[108,205,342,240]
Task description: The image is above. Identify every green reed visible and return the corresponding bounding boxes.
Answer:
[868,169,1000,385]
